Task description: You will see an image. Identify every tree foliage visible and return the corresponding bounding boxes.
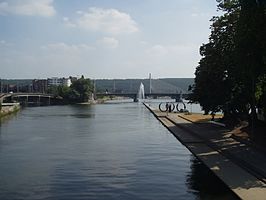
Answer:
[190,0,266,123]
[49,76,93,103]
[69,76,93,102]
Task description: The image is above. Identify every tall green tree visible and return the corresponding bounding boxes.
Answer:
[191,0,240,116]
[47,76,94,103]
[70,76,93,102]
[191,0,266,123]
[233,0,266,121]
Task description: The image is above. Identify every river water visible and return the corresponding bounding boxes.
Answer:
[0,102,237,200]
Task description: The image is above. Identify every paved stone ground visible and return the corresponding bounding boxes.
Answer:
[144,103,266,200]
[168,114,266,183]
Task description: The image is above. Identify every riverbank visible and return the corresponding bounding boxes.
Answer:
[179,112,266,154]
[0,103,20,118]
[144,103,266,200]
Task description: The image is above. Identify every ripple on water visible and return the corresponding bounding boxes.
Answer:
[0,103,238,200]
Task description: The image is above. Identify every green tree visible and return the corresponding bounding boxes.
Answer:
[47,85,60,96]
[57,85,71,98]
[191,0,266,124]
[69,76,93,102]
[46,77,94,103]
[191,1,240,116]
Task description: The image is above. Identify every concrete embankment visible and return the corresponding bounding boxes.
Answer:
[143,103,266,200]
[0,103,20,118]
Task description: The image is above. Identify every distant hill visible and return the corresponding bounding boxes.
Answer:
[95,78,194,94]
[159,78,194,92]
[1,78,194,94]
[0,79,32,86]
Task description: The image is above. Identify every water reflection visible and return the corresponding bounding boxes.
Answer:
[0,109,20,129]
[0,103,237,200]
[186,157,239,200]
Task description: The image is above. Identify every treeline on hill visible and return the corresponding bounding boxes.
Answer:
[1,78,193,95]
[48,76,93,103]
[95,78,193,94]
[190,0,266,125]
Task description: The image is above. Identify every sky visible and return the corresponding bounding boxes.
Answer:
[0,0,218,79]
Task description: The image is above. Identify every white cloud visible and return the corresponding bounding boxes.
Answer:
[76,10,83,15]
[0,39,13,47]
[0,0,55,17]
[146,43,199,57]
[41,42,94,52]
[140,41,148,46]
[142,43,200,76]
[146,45,168,57]
[97,37,119,49]
[191,12,211,17]
[65,7,139,35]
[62,17,76,28]
[190,7,212,18]
[0,2,8,14]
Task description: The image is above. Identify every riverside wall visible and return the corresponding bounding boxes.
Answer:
[143,102,266,200]
[0,103,20,118]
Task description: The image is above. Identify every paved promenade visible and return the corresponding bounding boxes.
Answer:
[144,103,266,200]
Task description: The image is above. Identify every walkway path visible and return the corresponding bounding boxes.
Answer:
[144,103,266,200]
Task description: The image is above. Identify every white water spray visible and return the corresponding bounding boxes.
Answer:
[137,82,145,101]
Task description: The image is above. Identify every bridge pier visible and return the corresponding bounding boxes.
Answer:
[0,93,61,106]
[37,95,41,106]
[133,95,138,102]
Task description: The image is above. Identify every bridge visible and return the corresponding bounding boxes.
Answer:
[0,93,61,106]
[0,92,189,105]
[96,92,189,102]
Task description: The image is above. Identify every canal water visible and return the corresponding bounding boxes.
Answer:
[0,102,237,200]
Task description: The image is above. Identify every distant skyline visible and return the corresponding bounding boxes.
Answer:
[0,0,218,79]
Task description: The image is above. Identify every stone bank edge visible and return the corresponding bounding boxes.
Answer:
[0,103,20,118]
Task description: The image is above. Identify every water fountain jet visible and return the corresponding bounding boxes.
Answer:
[135,82,145,102]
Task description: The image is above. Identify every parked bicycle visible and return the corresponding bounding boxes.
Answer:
[159,102,188,113]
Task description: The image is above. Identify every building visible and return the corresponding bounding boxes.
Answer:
[32,79,48,93]
[62,78,72,87]
[47,77,72,87]
[47,77,62,87]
